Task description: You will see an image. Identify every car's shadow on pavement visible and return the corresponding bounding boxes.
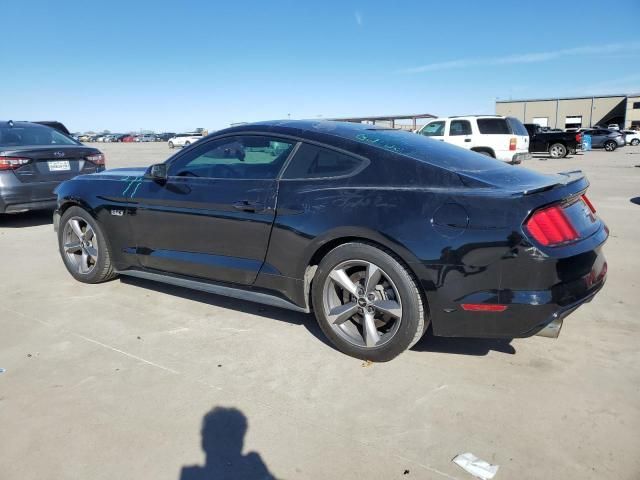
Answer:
[411,329,515,356]
[120,276,516,358]
[119,276,332,348]
[0,210,53,228]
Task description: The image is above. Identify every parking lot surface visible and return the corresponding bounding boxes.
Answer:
[1,143,639,479]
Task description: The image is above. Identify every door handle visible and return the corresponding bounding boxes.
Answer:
[464,138,471,142]
[233,200,265,213]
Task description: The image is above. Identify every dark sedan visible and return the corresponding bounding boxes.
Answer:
[53,120,608,361]
[0,121,105,214]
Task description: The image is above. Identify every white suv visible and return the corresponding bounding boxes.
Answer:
[168,132,204,148]
[417,115,531,164]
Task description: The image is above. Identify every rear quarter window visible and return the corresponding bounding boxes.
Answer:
[282,143,366,179]
[477,118,510,134]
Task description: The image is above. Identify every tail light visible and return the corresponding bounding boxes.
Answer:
[509,137,517,151]
[525,195,597,247]
[0,156,31,171]
[461,304,507,312]
[525,204,579,246]
[582,194,596,214]
[576,133,582,143]
[85,153,105,166]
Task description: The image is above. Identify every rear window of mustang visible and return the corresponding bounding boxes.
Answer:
[345,127,510,173]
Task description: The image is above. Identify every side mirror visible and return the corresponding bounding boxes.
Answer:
[146,163,168,183]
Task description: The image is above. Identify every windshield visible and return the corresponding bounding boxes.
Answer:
[0,124,78,147]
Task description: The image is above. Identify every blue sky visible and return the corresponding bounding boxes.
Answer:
[3,0,639,133]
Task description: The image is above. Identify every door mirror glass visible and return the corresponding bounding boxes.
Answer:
[147,163,168,182]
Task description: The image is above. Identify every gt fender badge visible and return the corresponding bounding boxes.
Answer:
[111,209,125,217]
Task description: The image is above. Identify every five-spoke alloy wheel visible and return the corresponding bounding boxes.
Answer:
[58,206,117,284]
[63,216,99,275]
[312,242,426,361]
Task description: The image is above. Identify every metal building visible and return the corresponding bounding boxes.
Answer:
[496,93,640,130]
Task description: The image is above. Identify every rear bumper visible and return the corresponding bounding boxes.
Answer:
[426,242,608,339]
[0,175,60,214]
[511,152,532,164]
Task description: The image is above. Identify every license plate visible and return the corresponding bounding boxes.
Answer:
[48,160,70,171]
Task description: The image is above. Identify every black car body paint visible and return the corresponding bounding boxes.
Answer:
[54,121,608,339]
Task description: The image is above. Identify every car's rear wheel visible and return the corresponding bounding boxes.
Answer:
[604,140,617,152]
[548,143,567,159]
[168,141,174,148]
[312,242,426,361]
[631,139,639,146]
[184,141,191,147]
[58,206,117,284]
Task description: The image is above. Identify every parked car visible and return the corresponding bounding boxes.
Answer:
[33,121,71,135]
[155,132,176,142]
[583,128,625,151]
[524,124,580,158]
[0,120,105,214]
[122,135,136,143]
[78,135,92,142]
[168,132,204,148]
[607,124,620,131]
[417,115,531,164]
[135,134,156,142]
[53,120,607,361]
[621,130,640,146]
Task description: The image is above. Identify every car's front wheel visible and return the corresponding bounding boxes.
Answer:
[58,206,117,284]
[168,141,174,148]
[548,143,567,159]
[631,139,639,146]
[312,242,426,361]
[604,140,617,151]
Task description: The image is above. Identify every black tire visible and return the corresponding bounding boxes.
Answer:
[604,140,617,152]
[548,143,567,159]
[311,242,427,361]
[184,141,191,147]
[58,206,117,284]
[631,139,639,146]
[168,141,174,148]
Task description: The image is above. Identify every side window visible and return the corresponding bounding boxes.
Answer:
[168,136,295,179]
[282,143,366,179]
[477,118,510,134]
[449,120,472,136]
[420,121,445,137]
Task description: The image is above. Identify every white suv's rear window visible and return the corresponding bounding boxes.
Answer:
[477,118,510,134]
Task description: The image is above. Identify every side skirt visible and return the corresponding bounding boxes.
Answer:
[116,269,310,314]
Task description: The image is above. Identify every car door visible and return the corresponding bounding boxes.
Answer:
[129,134,297,285]
[590,130,606,147]
[446,119,473,150]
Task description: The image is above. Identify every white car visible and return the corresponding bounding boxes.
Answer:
[417,115,531,164]
[168,132,204,148]
[608,124,620,131]
[622,130,640,146]
[136,134,156,142]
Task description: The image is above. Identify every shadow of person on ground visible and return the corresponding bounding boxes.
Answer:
[0,210,53,228]
[179,406,276,480]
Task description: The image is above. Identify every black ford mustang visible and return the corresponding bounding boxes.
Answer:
[53,120,608,361]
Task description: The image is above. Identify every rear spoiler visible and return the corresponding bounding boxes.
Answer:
[522,170,586,195]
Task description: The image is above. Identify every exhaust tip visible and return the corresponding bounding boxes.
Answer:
[536,318,563,339]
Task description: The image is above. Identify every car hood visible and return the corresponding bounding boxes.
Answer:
[82,167,147,179]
